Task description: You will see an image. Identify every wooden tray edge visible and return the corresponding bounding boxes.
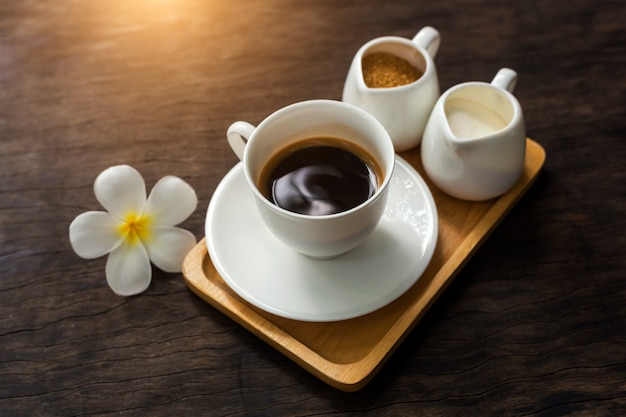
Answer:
[183,138,546,392]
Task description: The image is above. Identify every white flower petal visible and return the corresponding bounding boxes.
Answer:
[69,211,125,259]
[144,176,197,226]
[105,241,152,296]
[94,165,147,220]
[144,226,197,273]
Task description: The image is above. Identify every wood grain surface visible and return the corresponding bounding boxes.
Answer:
[1,0,624,415]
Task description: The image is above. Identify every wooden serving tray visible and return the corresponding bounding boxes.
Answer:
[183,138,546,392]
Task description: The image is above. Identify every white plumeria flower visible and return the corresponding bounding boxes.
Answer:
[69,165,198,296]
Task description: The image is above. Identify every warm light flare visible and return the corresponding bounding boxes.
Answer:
[112,0,186,25]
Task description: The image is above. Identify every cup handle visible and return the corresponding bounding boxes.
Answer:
[491,68,518,93]
[412,26,440,58]
[227,121,256,161]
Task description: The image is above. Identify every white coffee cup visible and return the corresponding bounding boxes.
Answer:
[227,99,396,259]
[421,68,526,201]
[342,26,441,152]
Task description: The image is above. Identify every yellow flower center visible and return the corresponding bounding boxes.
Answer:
[119,213,152,245]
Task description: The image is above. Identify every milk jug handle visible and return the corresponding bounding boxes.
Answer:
[412,26,440,58]
[491,68,518,93]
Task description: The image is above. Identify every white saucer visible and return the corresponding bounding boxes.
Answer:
[205,156,438,322]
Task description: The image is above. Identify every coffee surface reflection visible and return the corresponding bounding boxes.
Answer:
[259,138,381,216]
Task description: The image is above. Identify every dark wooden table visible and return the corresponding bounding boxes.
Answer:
[1,0,624,415]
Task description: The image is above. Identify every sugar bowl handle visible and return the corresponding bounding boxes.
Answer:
[412,26,440,58]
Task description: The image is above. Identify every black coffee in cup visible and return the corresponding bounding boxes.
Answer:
[259,137,383,216]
